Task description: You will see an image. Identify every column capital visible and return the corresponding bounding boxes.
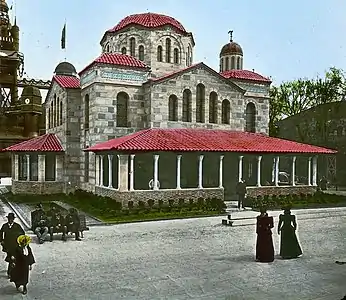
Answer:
[257,155,262,161]
[239,155,244,159]
[177,154,182,159]
[220,155,224,160]
[198,154,204,161]
[130,154,135,159]
[108,154,113,160]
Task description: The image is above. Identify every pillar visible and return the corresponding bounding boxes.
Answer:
[291,156,296,186]
[55,155,63,181]
[274,156,280,186]
[238,155,243,182]
[118,155,129,191]
[26,154,30,181]
[38,154,45,182]
[219,155,224,188]
[256,156,262,187]
[129,154,135,191]
[95,155,100,186]
[100,155,104,187]
[153,154,159,190]
[176,155,182,189]
[14,154,19,181]
[108,154,113,188]
[312,156,318,186]
[307,157,312,186]
[198,155,204,189]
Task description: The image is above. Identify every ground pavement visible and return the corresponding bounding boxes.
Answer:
[0,203,345,299]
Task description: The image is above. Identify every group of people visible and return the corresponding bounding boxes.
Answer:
[255,206,303,262]
[32,203,81,243]
[0,213,35,295]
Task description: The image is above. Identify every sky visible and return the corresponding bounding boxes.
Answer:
[8,0,346,88]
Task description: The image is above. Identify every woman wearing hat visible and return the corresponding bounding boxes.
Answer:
[10,235,35,295]
[0,212,25,278]
[255,207,275,262]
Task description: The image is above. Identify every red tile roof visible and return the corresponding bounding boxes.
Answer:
[4,134,64,152]
[53,75,80,89]
[108,13,187,34]
[85,128,336,154]
[79,53,149,75]
[221,70,272,83]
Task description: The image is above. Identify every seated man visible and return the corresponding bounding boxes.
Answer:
[34,211,49,244]
[47,204,67,242]
[65,208,81,241]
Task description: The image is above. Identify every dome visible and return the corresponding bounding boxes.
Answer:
[220,41,243,57]
[54,62,77,76]
[108,12,187,34]
[0,0,9,12]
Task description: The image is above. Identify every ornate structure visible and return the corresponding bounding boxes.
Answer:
[0,0,50,177]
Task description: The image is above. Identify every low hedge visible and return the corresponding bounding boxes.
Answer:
[248,191,346,210]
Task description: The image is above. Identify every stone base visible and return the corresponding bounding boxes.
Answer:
[12,181,65,194]
[247,185,317,197]
[95,186,224,206]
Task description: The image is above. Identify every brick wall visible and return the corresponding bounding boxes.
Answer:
[12,181,65,194]
[246,185,317,198]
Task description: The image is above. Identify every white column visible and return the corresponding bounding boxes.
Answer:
[198,155,204,189]
[256,156,262,187]
[108,154,113,188]
[291,156,296,186]
[312,156,318,186]
[100,155,104,187]
[14,154,19,181]
[153,154,159,190]
[219,155,224,188]
[238,156,243,182]
[129,154,135,191]
[271,158,275,183]
[307,157,312,186]
[26,154,30,181]
[274,156,280,186]
[176,155,182,189]
[95,155,100,186]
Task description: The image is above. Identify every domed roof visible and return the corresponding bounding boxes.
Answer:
[108,12,187,34]
[0,0,9,11]
[220,41,243,57]
[54,62,77,76]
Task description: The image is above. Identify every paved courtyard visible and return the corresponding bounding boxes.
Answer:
[0,204,345,300]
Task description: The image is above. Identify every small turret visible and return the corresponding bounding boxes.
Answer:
[11,17,19,51]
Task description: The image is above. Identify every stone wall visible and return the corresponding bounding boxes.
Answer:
[12,181,64,194]
[95,186,224,207]
[246,185,317,198]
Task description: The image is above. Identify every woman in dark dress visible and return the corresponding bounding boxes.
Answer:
[278,207,302,259]
[256,207,274,263]
[10,235,35,295]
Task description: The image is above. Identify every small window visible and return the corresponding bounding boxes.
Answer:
[84,94,90,130]
[221,100,230,124]
[129,37,135,56]
[106,44,110,52]
[157,46,163,62]
[165,38,171,63]
[237,57,241,69]
[225,57,229,71]
[231,57,235,69]
[121,47,126,54]
[168,95,178,121]
[173,48,179,64]
[138,45,144,61]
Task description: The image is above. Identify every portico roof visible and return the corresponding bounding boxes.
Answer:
[85,128,336,154]
[4,134,64,152]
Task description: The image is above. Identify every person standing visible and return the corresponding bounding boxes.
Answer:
[278,207,302,259]
[10,235,35,295]
[255,207,274,263]
[0,213,25,278]
[236,179,247,209]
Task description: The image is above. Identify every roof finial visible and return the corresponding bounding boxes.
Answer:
[228,30,233,42]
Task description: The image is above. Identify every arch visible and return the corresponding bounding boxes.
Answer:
[173,48,179,64]
[225,57,229,71]
[221,99,230,124]
[106,44,110,52]
[138,45,144,61]
[209,92,218,123]
[53,95,56,127]
[121,47,126,54]
[129,37,136,57]
[231,57,235,69]
[220,58,224,72]
[245,102,256,132]
[84,94,90,130]
[59,100,63,125]
[196,83,205,123]
[168,95,178,121]
[182,89,192,122]
[165,38,171,63]
[157,46,163,62]
[48,107,51,129]
[116,92,129,127]
[50,102,53,128]
[237,57,241,69]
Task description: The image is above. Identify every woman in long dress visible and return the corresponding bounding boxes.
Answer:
[10,235,35,295]
[278,208,302,259]
[256,207,275,262]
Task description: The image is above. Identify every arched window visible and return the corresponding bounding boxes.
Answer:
[53,95,56,127]
[220,58,223,72]
[221,99,230,124]
[121,47,126,55]
[186,47,190,66]
[231,57,235,69]
[50,103,53,128]
[129,37,135,57]
[209,92,218,123]
[173,48,179,64]
[196,83,205,123]
[56,97,59,126]
[182,89,192,122]
[116,92,129,127]
[237,57,241,69]
[245,102,256,132]
[84,94,89,130]
[59,100,63,125]
[106,44,110,52]
[165,38,171,63]
[138,45,144,61]
[48,107,51,129]
[168,95,178,121]
[157,46,163,62]
[225,57,229,71]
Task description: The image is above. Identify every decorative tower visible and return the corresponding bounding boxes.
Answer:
[219,31,243,72]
